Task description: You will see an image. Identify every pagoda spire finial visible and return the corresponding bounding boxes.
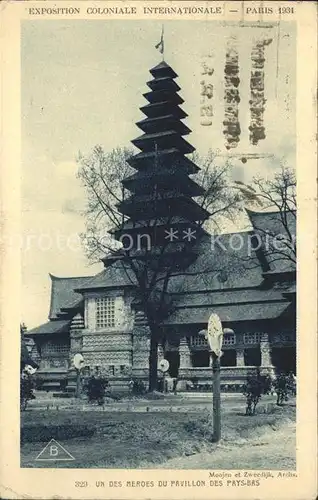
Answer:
[155,25,165,61]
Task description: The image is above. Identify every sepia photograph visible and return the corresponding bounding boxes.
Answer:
[19,15,298,471]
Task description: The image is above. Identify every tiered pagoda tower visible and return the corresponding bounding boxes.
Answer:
[116,61,210,268]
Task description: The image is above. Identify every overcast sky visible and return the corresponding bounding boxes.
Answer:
[21,20,296,327]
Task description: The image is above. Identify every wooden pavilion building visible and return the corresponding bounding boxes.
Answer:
[26,61,296,392]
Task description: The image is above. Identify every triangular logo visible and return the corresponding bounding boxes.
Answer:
[35,439,75,461]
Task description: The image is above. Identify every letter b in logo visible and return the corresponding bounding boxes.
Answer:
[50,445,59,457]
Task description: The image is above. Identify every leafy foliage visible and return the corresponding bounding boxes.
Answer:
[85,375,110,405]
[130,378,147,395]
[20,373,35,411]
[77,145,134,262]
[251,166,296,266]
[191,150,241,231]
[242,369,273,416]
[274,372,296,405]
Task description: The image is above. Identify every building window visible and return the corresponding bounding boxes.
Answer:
[243,332,261,344]
[191,334,236,347]
[42,342,69,355]
[223,334,236,345]
[190,336,208,347]
[96,297,116,328]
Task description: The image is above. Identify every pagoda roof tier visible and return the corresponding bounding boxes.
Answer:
[126,148,199,174]
[111,216,205,232]
[136,115,191,135]
[140,101,187,119]
[143,89,184,105]
[121,190,186,204]
[147,77,180,92]
[150,61,178,78]
[118,193,210,221]
[122,170,204,197]
[132,130,195,154]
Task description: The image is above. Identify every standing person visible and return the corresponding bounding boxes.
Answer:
[103,377,110,397]
[244,368,263,415]
[275,372,287,405]
[128,378,134,395]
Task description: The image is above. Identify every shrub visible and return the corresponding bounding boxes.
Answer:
[274,372,289,405]
[86,376,109,405]
[132,378,146,395]
[242,369,273,415]
[20,374,35,410]
[34,375,45,390]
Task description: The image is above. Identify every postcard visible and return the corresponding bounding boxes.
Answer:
[0,1,317,499]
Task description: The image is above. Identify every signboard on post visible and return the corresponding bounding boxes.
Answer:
[206,313,224,357]
[73,353,84,370]
[199,315,234,443]
[158,359,169,373]
[158,359,170,393]
[24,365,38,376]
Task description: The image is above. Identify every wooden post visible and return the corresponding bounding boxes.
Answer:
[212,353,221,442]
[75,368,81,398]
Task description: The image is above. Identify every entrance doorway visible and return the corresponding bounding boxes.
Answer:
[191,350,210,367]
[221,349,236,367]
[244,347,261,366]
[271,347,296,374]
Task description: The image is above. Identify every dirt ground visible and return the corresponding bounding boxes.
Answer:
[153,420,296,469]
[21,396,296,469]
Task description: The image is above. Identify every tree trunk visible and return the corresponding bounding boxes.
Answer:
[148,325,159,392]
